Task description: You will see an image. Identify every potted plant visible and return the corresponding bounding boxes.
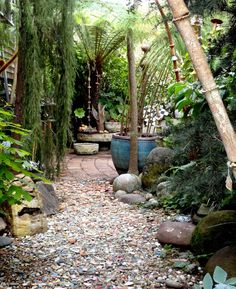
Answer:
[111,37,173,174]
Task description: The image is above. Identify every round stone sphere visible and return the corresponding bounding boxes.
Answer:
[113,173,141,194]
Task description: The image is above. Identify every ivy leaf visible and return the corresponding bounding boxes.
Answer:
[203,273,213,289]
[213,266,227,284]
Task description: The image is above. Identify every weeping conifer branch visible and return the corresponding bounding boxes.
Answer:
[54,0,76,175]
[15,0,76,178]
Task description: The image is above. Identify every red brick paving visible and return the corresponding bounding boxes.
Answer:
[64,150,118,181]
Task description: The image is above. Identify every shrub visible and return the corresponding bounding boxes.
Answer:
[0,106,41,209]
[160,110,236,212]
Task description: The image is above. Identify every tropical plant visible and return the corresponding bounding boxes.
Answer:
[100,53,129,122]
[0,106,35,208]
[167,0,236,181]
[75,17,126,131]
[194,266,236,289]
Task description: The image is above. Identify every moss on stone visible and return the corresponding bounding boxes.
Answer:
[191,210,236,255]
[142,163,169,189]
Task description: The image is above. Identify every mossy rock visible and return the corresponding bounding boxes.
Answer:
[191,210,236,255]
[205,245,236,278]
[141,147,173,190]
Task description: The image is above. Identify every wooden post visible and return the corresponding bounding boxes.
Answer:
[166,0,236,181]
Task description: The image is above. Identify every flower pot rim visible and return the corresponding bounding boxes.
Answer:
[112,133,158,141]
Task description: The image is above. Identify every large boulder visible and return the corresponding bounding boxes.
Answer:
[8,176,48,237]
[205,246,236,278]
[113,174,141,193]
[141,147,174,190]
[191,210,236,254]
[156,221,196,246]
[36,181,59,216]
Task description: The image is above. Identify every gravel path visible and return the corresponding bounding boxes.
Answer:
[0,176,199,289]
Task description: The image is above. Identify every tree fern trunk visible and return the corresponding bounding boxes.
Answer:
[167,0,236,180]
[127,28,138,175]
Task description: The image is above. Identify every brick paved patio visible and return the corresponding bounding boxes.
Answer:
[64,150,118,181]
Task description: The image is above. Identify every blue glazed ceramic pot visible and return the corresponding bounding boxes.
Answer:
[111,133,157,174]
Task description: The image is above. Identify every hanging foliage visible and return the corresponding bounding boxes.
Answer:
[15,0,76,178]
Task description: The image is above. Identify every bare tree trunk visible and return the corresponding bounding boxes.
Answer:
[167,0,236,181]
[155,0,181,82]
[127,28,138,175]
[14,48,24,127]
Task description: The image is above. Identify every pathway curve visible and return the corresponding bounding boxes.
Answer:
[65,151,118,181]
[0,151,198,289]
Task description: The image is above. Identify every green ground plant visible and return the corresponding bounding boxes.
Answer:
[194,266,236,289]
[0,106,45,209]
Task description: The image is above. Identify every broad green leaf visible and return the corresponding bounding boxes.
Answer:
[213,266,227,284]
[168,82,186,95]
[203,273,213,289]
[8,129,29,136]
[175,98,192,111]
[22,191,32,202]
[194,285,201,289]
[0,109,12,116]
[5,170,14,180]
[3,158,22,172]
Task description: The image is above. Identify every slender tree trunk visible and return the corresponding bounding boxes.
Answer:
[155,0,181,82]
[14,25,24,126]
[127,28,138,175]
[167,0,236,181]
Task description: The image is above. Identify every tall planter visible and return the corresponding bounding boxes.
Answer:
[111,133,157,174]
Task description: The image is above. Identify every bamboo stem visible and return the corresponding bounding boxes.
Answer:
[167,0,236,181]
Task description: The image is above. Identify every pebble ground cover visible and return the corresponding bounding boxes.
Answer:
[0,177,201,289]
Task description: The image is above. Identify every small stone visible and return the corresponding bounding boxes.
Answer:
[145,193,153,200]
[68,238,77,244]
[0,217,7,232]
[115,190,127,199]
[144,198,159,208]
[197,203,211,217]
[165,279,184,288]
[119,193,146,205]
[0,236,13,248]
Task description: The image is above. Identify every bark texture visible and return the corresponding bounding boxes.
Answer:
[167,0,236,180]
[127,28,138,175]
[155,0,180,82]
